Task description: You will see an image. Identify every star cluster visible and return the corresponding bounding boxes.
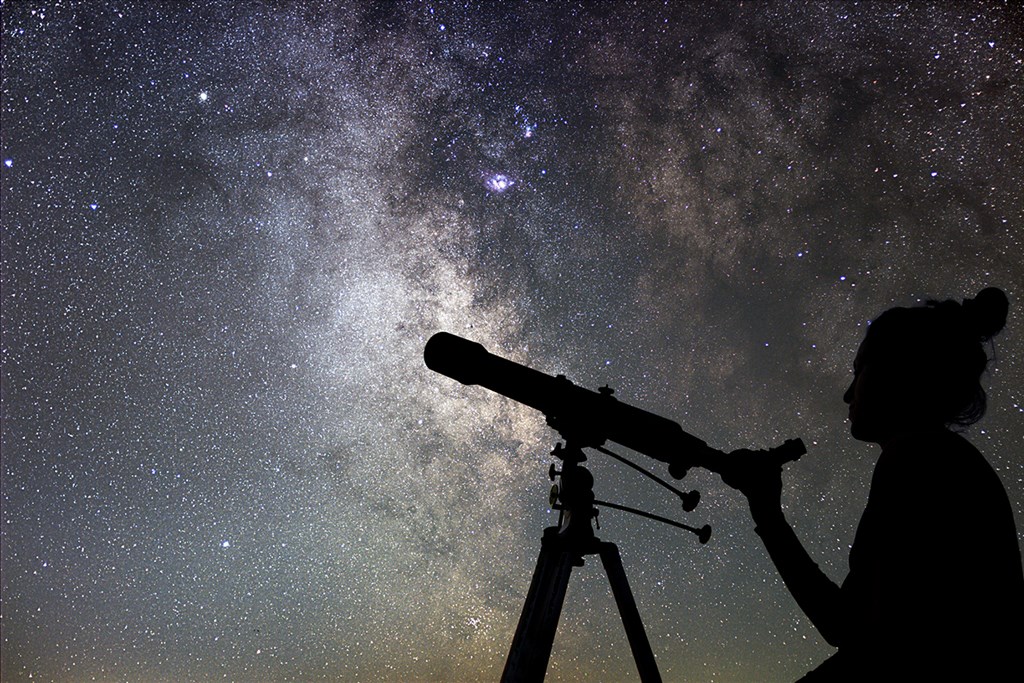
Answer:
[2,2,1022,681]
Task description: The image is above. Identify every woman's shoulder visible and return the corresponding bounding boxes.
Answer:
[872,429,1018,554]
[879,428,1000,491]
[883,428,982,464]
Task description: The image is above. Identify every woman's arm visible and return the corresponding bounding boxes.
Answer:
[720,452,844,646]
[750,505,844,645]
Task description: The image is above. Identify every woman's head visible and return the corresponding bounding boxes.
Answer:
[844,287,1009,442]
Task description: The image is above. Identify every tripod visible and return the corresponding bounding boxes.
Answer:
[501,442,663,683]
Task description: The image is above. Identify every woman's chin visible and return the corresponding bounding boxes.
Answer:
[849,421,883,444]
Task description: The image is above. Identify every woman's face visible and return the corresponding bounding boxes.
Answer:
[843,345,893,443]
[843,335,938,444]
[843,339,909,444]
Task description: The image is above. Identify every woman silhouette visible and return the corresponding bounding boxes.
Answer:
[723,288,1023,680]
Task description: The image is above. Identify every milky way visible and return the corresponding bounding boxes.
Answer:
[2,2,1022,681]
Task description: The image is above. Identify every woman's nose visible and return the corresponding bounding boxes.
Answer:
[843,380,854,405]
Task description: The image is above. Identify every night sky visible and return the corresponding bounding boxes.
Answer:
[2,2,1022,681]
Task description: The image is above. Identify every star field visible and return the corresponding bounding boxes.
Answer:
[2,2,1022,681]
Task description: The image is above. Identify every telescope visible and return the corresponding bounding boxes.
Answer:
[424,331,804,478]
[425,331,805,682]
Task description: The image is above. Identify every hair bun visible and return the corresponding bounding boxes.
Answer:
[963,287,1009,340]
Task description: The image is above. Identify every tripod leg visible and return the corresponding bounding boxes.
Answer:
[598,542,663,683]
[502,528,576,683]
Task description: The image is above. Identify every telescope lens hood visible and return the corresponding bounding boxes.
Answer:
[424,332,489,386]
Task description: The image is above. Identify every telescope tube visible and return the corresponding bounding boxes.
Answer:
[424,332,717,467]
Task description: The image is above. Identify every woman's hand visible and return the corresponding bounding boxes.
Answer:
[718,448,784,521]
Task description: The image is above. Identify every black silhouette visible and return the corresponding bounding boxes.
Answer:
[424,289,1022,680]
[721,287,1024,681]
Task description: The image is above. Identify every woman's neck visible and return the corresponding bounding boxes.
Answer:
[877,421,947,451]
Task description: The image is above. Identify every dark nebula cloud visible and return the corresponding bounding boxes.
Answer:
[2,2,1021,681]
